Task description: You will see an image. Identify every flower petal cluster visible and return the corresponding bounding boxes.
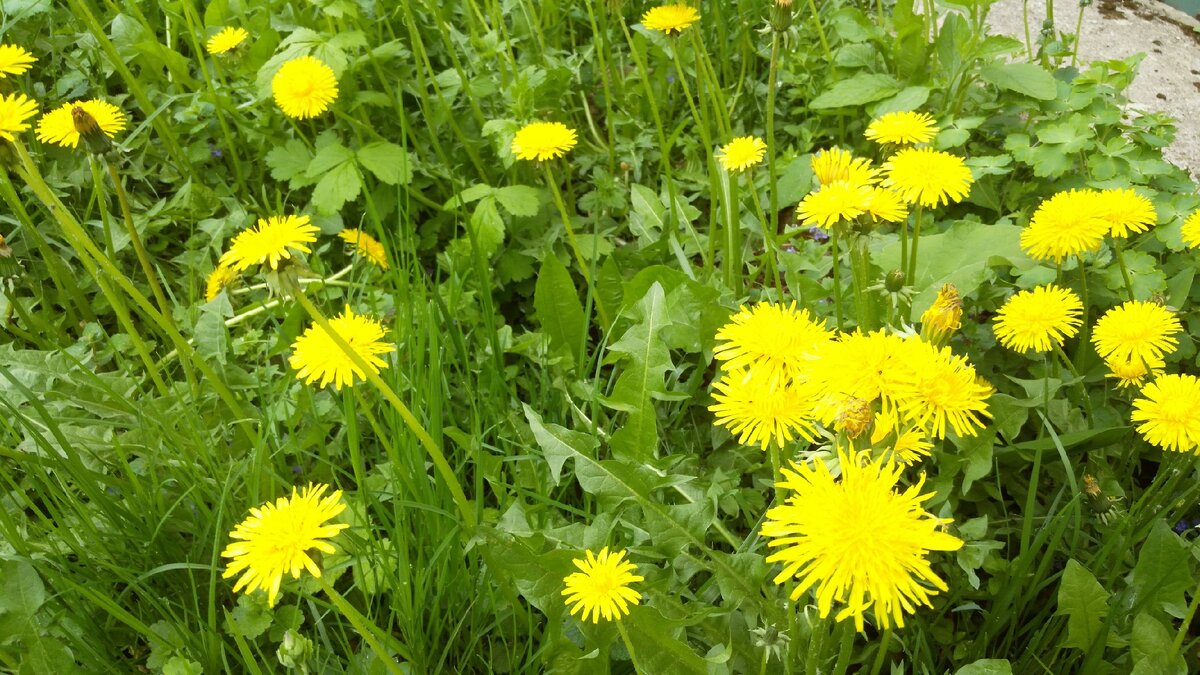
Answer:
[289,306,395,390]
[992,284,1083,353]
[1091,300,1181,366]
[1132,374,1200,454]
[0,44,36,79]
[886,339,993,439]
[205,266,240,302]
[207,27,250,55]
[36,100,126,149]
[272,56,338,119]
[718,136,767,173]
[219,215,319,272]
[562,548,643,623]
[640,4,701,34]
[920,284,963,344]
[797,181,872,228]
[710,368,819,449]
[1019,189,1110,262]
[811,147,878,187]
[338,229,389,269]
[1096,188,1156,238]
[865,111,938,146]
[881,148,972,208]
[1105,354,1164,390]
[511,121,577,161]
[0,93,37,142]
[713,302,832,382]
[1182,210,1200,249]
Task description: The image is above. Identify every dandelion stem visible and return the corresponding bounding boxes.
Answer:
[616,620,643,674]
[803,0,833,63]
[1076,255,1091,347]
[832,620,856,675]
[1112,239,1136,301]
[749,179,784,294]
[313,575,410,673]
[542,163,611,328]
[831,229,844,330]
[104,157,174,325]
[907,204,924,284]
[869,627,892,675]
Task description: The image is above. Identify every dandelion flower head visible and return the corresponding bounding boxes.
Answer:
[511,121,577,161]
[865,111,938,146]
[0,93,37,142]
[1131,374,1200,454]
[640,4,701,35]
[992,284,1083,354]
[713,301,831,382]
[863,187,909,223]
[221,483,349,607]
[1105,354,1164,390]
[762,450,963,631]
[1091,300,1181,365]
[36,100,126,149]
[1181,210,1200,249]
[887,339,992,439]
[1096,187,1156,238]
[718,136,768,173]
[205,265,239,303]
[1019,189,1109,262]
[0,44,36,79]
[338,229,389,269]
[289,306,395,390]
[811,147,878,187]
[219,214,319,272]
[807,330,909,422]
[207,27,250,55]
[272,55,338,119]
[710,368,818,449]
[920,284,963,343]
[797,182,871,228]
[881,148,973,208]
[562,548,643,623]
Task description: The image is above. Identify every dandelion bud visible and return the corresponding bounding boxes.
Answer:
[1082,474,1120,525]
[884,269,906,293]
[921,284,963,344]
[835,397,873,439]
[71,104,112,154]
[771,0,794,30]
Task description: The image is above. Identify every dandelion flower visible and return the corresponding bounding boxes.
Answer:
[338,229,389,269]
[811,147,878,187]
[762,450,963,631]
[290,306,395,390]
[1019,189,1109,262]
[1091,300,1181,365]
[207,27,250,55]
[808,330,909,420]
[889,340,992,439]
[221,484,349,607]
[1131,374,1200,454]
[862,187,909,223]
[0,93,37,142]
[0,44,36,79]
[710,368,818,449]
[205,265,239,302]
[992,284,1083,354]
[640,4,700,35]
[718,136,768,173]
[36,100,126,149]
[920,284,963,343]
[1096,188,1156,238]
[1105,354,1164,390]
[713,302,831,382]
[833,397,874,439]
[1181,210,1200,249]
[562,548,643,623]
[220,215,319,272]
[865,111,938,146]
[511,121,577,161]
[881,148,973,208]
[272,56,338,119]
[796,182,871,228]
[890,430,934,465]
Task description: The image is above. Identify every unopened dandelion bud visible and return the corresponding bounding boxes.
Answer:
[921,284,963,344]
[771,0,794,31]
[71,104,112,154]
[884,269,906,292]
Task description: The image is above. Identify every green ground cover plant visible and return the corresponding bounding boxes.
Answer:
[2,0,1200,672]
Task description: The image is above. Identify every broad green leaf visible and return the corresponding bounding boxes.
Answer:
[979,62,1058,100]
[305,142,356,178]
[1056,559,1109,650]
[162,656,204,675]
[955,660,1012,675]
[534,254,586,364]
[1131,521,1194,614]
[493,185,540,217]
[0,560,45,619]
[605,283,671,462]
[226,594,272,639]
[265,139,313,187]
[478,528,583,616]
[311,160,362,214]
[809,73,902,109]
[469,197,506,256]
[356,142,412,186]
[629,184,665,242]
[870,86,931,116]
[623,606,707,674]
[523,405,597,485]
[1131,612,1187,675]
[19,640,77,675]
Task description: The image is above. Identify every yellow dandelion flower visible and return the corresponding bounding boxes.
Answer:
[0,44,36,79]
[811,147,878,187]
[889,339,992,439]
[920,284,963,344]
[511,121,577,161]
[718,136,768,173]
[1105,354,1164,390]
[272,56,338,119]
[796,182,872,228]
[0,93,37,142]
[880,148,973,208]
[207,27,250,55]
[1181,210,1200,249]
[337,229,389,269]
[640,4,700,35]
[833,397,874,439]
[710,368,819,449]
[890,429,934,465]
[762,450,963,632]
[808,330,909,420]
[870,406,900,446]
[992,284,1083,354]
[36,99,126,149]
[865,111,938,146]
[862,187,909,223]
[219,215,319,272]
[290,306,395,390]
[1131,374,1200,454]
[562,547,643,623]
[205,265,239,302]
[1091,300,1181,365]
[713,301,832,382]
[221,483,349,607]
[1096,188,1156,238]
[1018,189,1109,262]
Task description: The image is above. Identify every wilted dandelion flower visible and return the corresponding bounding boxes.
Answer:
[880,148,972,208]
[511,121,577,161]
[762,450,963,631]
[710,368,818,449]
[865,111,938,146]
[796,182,871,227]
[1131,374,1200,454]
[290,306,395,390]
[811,147,877,187]
[1091,300,1181,365]
[640,4,701,34]
[718,136,768,173]
[220,215,319,272]
[562,548,643,623]
[36,100,126,149]
[205,266,239,302]
[1181,210,1200,249]
[833,397,873,439]
[992,284,1083,353]
[0,44,36,79]
[862,187,909,223]
[338,229,389,269]
[1096,188,1156,238]
[920,284,963,343]
[0,93,37,142]
[221,484,349,607]
[889,340,992,439]
[713,301,831,381]
[207,27,250,55]
[272,56,338,119]
[1105,354,1164,390]
[1019,189,1109,262]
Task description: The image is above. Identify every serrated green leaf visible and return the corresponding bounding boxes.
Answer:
[226,594,272,639]
[356,142,412,186]
[629,184,665,242]
[534,254,586,364]
[1132,521,1193,614]
[809,73,901,109]
[311,161,362,215]
[305,142,356,178]
[979,62,1058,100]
[162,656,204,675]
[523,405,597,485]
[469,197,506,256]
[265,139,313,187]
[1056,559,1109,650]
[605,283,671,462]
[493,185,540,217]
[623,606,707,674]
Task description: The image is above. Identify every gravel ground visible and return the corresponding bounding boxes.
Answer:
[987,0,1200,177]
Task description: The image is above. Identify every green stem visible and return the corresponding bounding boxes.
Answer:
[868,627,892,675]
[104,158,174,326]
[803,0,833,62]
[542,163,610,327]
[831,229,843,330]
[832,621,855,675]
[313,576,410,672]
[1111,239,1136,301]
[766,33,781,244]
[804,616,825,675]
[616,620,643,674]
[749,178,783,293]
[1076,254,1091,347]
[907,204,924,282]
